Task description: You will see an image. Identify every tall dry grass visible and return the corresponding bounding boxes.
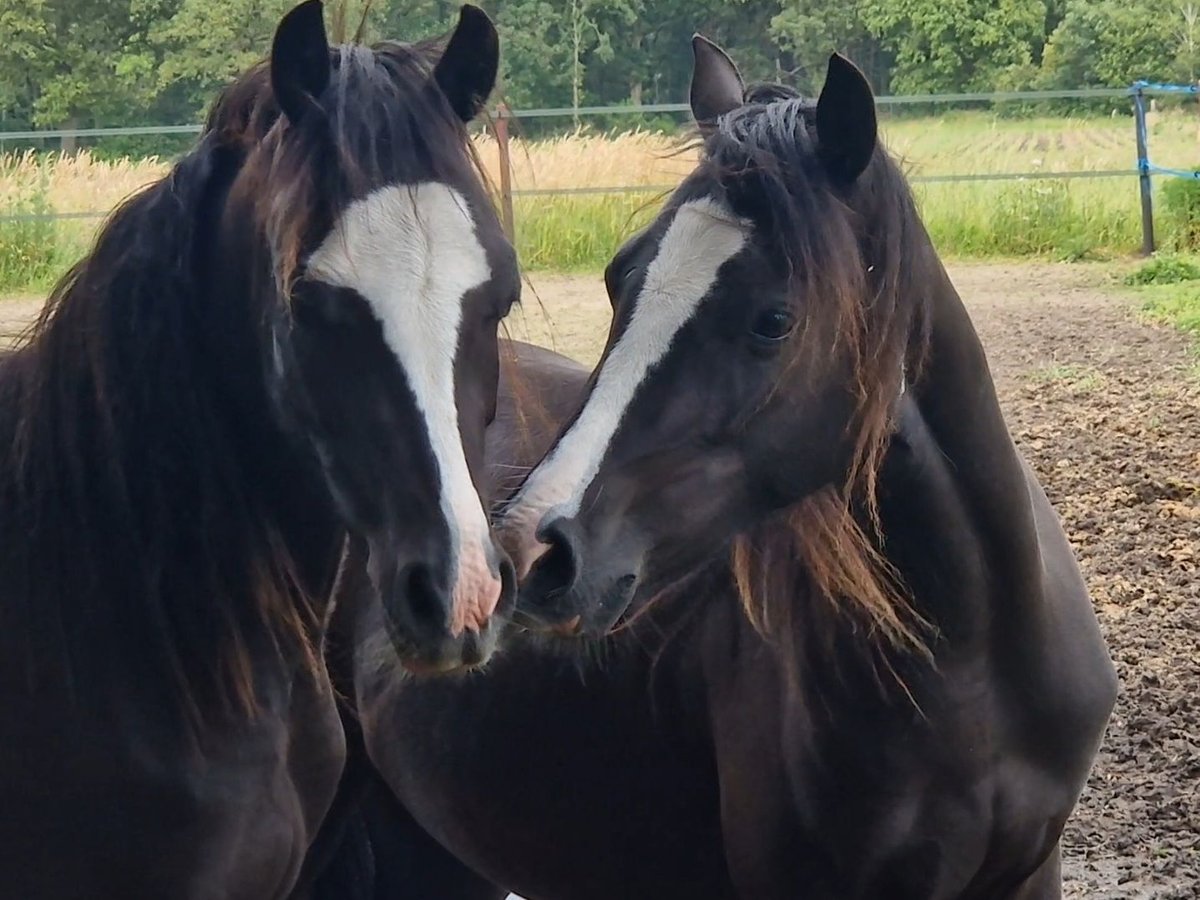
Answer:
[4,110,1200,292]
[0,151,169,291]
[0,149,168,214]
[476,128,695,190]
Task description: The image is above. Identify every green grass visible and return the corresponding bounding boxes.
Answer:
[1123,254,1200,285]
[1028,364,1105,391]
[0,177,1149,289]
[0,175,58,293]
[6,109,1200,289]
[0,218,91,295]
[916,179,1137,260]
[532,180,1147,267]
[1140,282,1200,336]
[0,165,92,295]
[512,192,660,271]
[1125,255,1200,368]
[509,177,1145,272]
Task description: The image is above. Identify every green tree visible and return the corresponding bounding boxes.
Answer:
[588,0,780,106]
[566,0,638,122]
[367,0,458,43]
[487,0,637,119]
[770,0,889,93]
[0,0,176,136]
[490,1,573,110]
[1177,2,1200,81]
[1039,1,1178,87]
[12,0,1182,138]
[152,0,294,117]
[861,0,1048,93]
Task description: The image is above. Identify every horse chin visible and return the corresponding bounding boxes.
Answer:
[386,613,507,676]
[514,570,638,640]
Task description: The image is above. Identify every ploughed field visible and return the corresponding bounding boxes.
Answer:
[5,261,1198,897]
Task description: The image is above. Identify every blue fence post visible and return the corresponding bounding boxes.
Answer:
[1133,83,1155,255]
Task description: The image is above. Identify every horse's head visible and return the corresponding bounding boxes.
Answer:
[501,39,923,636]
[218,2,516,672]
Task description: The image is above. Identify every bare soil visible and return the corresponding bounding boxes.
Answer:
[5,262,1198,897]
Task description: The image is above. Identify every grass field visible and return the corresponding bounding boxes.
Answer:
[1124,255,1200,358]
[4,108,1200,293]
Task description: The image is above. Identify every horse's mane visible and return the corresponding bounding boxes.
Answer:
[0,34,480,728]
[699,84,938,672]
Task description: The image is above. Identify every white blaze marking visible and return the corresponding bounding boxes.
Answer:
[501,197,748,576]
[307,183,500,635]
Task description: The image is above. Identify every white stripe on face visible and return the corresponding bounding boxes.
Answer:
[306,182,501,635]
[500,196,749,577]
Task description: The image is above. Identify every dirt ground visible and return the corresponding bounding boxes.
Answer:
[4,262,1198,897]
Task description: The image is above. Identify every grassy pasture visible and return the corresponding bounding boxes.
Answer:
[4,109,1200,293]
[1124,255,1200,360]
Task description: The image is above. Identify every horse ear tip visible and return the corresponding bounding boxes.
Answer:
[828,53,869,85]
[457,4,492,27]
[277,0,324,38]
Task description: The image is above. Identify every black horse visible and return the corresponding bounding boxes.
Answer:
[339,38,1118,900]
[0,3,516,897]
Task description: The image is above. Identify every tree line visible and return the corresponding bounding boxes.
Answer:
[1,0,1198,135]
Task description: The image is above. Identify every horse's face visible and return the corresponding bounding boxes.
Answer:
[260,3,517,672]
[500,42,883,636]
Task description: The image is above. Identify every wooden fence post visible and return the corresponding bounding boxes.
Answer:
[1133,85,1156,256]
[492,104,516,243]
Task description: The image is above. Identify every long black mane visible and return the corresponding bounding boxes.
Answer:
[669,83,941,664]
[0,35,481,727]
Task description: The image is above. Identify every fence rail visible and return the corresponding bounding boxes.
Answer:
[0,86,1157,138]
[1,83,1197,250]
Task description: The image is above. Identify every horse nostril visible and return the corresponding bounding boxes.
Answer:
[533,517,584,595]
[496,554,518,615]
[398,562,447,634]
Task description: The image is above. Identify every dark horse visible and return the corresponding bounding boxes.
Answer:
[0,3,518,897]
[339,37,1118,900]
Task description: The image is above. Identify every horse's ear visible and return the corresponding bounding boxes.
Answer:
[690,35,744,129]
[271,0,331,125]
[815,53,877,185]
[434,5,499,123]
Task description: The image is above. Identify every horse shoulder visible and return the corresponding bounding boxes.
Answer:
[1019,458,1118,764]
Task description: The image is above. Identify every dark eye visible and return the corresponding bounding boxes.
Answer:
[750,308,794,344]
[292,282,361,328]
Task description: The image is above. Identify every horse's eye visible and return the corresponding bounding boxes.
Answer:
[750,308,794,343]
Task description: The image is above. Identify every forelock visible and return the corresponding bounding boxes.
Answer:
[220,36,488,296]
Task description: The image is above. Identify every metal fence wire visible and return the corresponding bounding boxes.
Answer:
[1,83,1197,252]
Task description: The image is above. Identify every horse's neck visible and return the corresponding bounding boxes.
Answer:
[7,269,336,660]
[199,281,342,601]
[197,197,345,598]
[879,263,1045,646]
